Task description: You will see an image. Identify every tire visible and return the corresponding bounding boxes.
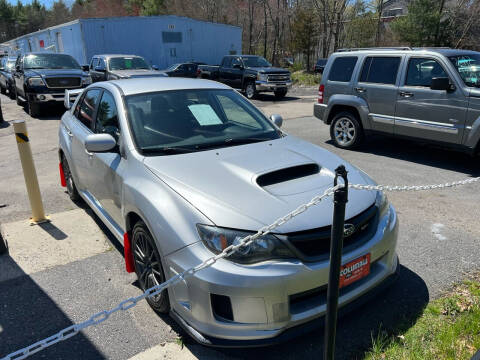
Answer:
[330,111,364,149]
[15,88,22,105]
[61,156,81,202]
[274,89,287,99]
[132,221,170,314]
[244,81,256,99]
[27,97,40,118]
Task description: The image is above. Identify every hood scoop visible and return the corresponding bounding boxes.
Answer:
[256,163,320,187]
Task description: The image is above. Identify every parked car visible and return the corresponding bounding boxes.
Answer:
[89,54,167,82]
[162,63,198,78]
[13,52,91,117]
[198,55,292,99]
[314,47,480,154]
[314,58,328,74]
[59,77,398,346]
[0,57,16,98]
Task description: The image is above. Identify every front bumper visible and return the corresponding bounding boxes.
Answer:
[255,81,292,92]
[314,103,328,123]
[28,91,80,103]
[166,204,399,346]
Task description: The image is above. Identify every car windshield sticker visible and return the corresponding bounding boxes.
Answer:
[125,58,133,69]
[188,104,223,126]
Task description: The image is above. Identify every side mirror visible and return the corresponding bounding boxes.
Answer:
[84,133,116,153]
[15,65,21,72]
[430,77,450,91]
[270,114,283,128]
[64,89,83,109]
[94,66,106,72]
[81,65,89,72]
[152,65,159,70]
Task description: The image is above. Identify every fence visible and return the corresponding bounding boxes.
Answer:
[2,168,479,360]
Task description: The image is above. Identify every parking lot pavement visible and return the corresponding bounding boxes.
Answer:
[0,88,479,359]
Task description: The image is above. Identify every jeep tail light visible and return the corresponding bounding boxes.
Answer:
[318,84,325,104]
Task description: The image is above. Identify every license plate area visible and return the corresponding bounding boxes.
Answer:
[339,253,371,288]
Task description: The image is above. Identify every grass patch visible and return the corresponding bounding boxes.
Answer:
[364,274,480,360]
[291,70,321,86]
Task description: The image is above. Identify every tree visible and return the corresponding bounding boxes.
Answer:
[291,6,319,71]
[391,0,450,47]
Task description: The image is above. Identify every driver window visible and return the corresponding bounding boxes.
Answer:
[95,91,119,140]
[97,58,106,70]
[74,89,101,129]
[231,58,241,68]
[406,58,448,87]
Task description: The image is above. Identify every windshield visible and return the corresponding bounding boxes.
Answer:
[6,60,15,69]
[125,89,280,155]
[449,54,480,88]
[23,54,80,70]
[109,57,150,70]
[241,56,271,68]
[166,64,179,71]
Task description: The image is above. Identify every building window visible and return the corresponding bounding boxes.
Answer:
[162,32,182,43]
[170,48,177,57]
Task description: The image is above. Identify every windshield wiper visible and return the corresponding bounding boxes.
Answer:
[141,146,198,155]
[196,137,269,150]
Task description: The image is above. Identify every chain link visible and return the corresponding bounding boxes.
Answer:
[2,176,479,360]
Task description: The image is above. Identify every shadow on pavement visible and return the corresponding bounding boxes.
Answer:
[253,93,300,102]
[0,121,10,128]
[0,253,105,359]
[181,264,428,360]
[18,102,65,121]
[327,136,480,176]
[38,221,68,240]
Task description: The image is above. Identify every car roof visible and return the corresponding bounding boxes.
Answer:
[332,48,480,57]
[94,54,143,58]
[108,77,231,96]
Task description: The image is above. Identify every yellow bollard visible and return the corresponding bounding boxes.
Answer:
[13,120,48,224]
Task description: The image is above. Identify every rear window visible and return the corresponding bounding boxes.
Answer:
[328,57,358,82]
[359,57,401,85]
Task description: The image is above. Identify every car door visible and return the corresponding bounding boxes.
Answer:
[229,57,244,89]
[89,57,99,82]
[394,56,467,144]
[69,88,102,192]
[218,57,232,85]
[87,90,125,227]
[354,55,402,134]
[92,58,107,82]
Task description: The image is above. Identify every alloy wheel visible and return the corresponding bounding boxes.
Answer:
[334,117,356,147]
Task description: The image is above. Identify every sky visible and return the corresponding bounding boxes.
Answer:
[6,0,74,9]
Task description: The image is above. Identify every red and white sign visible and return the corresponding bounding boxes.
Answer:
[339,253,371,288]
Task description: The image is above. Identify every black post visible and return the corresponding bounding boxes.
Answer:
[324,165,349,360]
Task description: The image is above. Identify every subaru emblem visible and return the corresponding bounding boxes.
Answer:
[343,224,355,237]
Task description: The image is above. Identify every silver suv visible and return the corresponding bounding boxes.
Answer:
[314,47,480,154]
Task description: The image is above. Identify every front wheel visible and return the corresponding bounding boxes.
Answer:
[244,82,256,99]
[132,221,170,314]
[27,97,40,118]
[330,111,364,149]
[274,88,287,99]
[62,156,81,202]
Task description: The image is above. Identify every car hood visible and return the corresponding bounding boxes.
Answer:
[110,69,167,78]
[144,136,376,233]
[247,66,290,74]
[25,69,86,78]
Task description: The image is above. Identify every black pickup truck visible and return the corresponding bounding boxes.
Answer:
[198,55,292,99]
[13,52,91,117]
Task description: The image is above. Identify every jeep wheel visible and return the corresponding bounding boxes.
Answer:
[330,111,363,149]
[244,82,256,99]
[132,221,170,314]
[62,156,81,202]
[27,98,40,118]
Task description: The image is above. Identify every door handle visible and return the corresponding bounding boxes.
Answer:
[354,87,366,93]
[85,148,94,157]
[399,91,414,98]
[65,127,73,137]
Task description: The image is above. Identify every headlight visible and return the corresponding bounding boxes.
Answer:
[375,190,389,216]
[257,73,268,81]
[82,76,92,85]
[27,77,45,86]
[197,224,294,264]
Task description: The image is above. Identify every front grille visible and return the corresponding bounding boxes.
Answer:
[45,77,81,88]
[277,204,378,262]
[267,74,290,83]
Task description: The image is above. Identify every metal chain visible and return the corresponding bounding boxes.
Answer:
[3,175,479,360]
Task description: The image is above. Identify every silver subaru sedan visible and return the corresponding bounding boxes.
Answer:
[58,78,398,346]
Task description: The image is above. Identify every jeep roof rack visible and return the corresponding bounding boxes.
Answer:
[337,47,412,52]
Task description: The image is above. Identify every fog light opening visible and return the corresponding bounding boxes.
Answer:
[210,294,234,322]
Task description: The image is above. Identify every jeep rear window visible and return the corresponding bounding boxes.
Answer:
[328,57,357,82]
[360,57,401,85]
